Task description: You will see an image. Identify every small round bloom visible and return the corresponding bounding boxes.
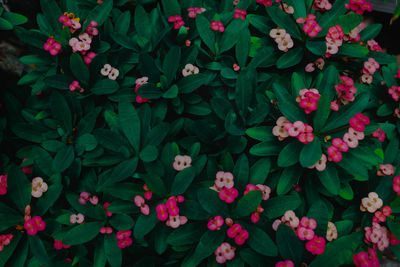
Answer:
[173,155,192,171]
[101,64,112,76]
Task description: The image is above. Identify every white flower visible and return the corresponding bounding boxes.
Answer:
[31,177,48,198]
[108,68,119,80]
[101,64,112,76]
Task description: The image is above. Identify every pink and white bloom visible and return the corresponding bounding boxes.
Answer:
[31,177,48,198]
[173,155,192,171]
[182,64,199,77]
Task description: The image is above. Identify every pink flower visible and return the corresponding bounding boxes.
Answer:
[117,237,133,248]
[210,21,224,32]
[134,195,150,215]
[31,177,48,198]
[348,127,365,140]
[353,248,379,267]
[227,224,242,238]
[305,236,326,255]
[383,206,392,217]
[256,184,271,200]
[116,230,131,240]
[305,63,316,72]
[166,215,187,228]
[349,117,365,132]
[89,196,98,205]
[70,213,85,224]
[276,260,295,267]
[300,217,317,230]
[156,203,169,221]
[287,121,305,137]
[100,64,113,76]
[24,219,38,235]
[182,63,199,77]
[100,227,113,234]
[234,9,247,20]
[235,229,249,245]
[0,175,7,195]
[283,210,299,228]
[272,219,282,231]
[173,155,192,171]
[297,227,315,240]
[207,216,224,230]
[103,202,113,217]
[378,164,394,176]
[233,63,240,72]
[343,132,359,148]
[327,146,342,162]
[332,138,349,152]
[54,239,70,250]
[21,158,33,175]
[220,242,235,260]
[219,188,238,203]
[394,176,400,195]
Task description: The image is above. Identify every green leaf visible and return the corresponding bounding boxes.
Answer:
[337,44,369,58]
[195,15,215,54]
[76,134,98,152]
[109,214,135,230]
[276,48,304,69]
[163,85,179,99]
[139,145,158,162]
[163,46,181,84]
[56,222,104,245]
[70,53,90,85]
[98,158,138,190]
[306,41,326,56]
[317,165,340,195]
[321,93,369,132]
[337,152,369,180]
[52,145,74,172]
[154,226,170,254]
[144,174,167,197]
[182,230,225,267]
[14,27,47,49]
[104,235,122,267]
[233,154,249,192]
[0,202,22,232]
[235,70,254,118]
[246,126,274,142]
[300,138,322,167]
[111,32,137,50]
[35,184,63,216]
[45,75,74,90]
[40,0,62,34]
[29,235,49,264]
[0,17,13,30]
[119,100,141,152]
[219,19,248,53]
[178,73,216,94]
[167,223,203,246]
[50,91,72,132]
[266,5,301,39]
[236,28,250,66]
[136,83,163,99]
[7,166,31,212]
[246,224,278,257]
[197,188,229,217]
[247,14,274,34]
[272,82,306,122]
[278,142,303,167]
[161,0,181,17]
[234,190,263,217]
[339,182,354,200]
[277,165,302,195]
[318,0,347,31]
[84,0,113,28]
[249,158,271,185]
[249,141,282,156]
[134,5,151,39]
[133,212,158,239]
[91,79,120,95]
[286,0,307,19]
[307,200,329,236]
[360,24,382,41]
[0,233,21,267]
[171,167,197,195]
[276,224,304,265]
[264,194,301,219]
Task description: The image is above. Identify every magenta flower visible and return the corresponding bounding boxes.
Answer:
[0,174,7,195]
[210,21,224,32]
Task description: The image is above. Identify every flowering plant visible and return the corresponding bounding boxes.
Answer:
[1,0,400,266]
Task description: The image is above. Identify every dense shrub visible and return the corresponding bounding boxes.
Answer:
[1,0,400,266]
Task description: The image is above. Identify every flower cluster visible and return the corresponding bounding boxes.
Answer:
[377,164,394,176]
[361,58,380,84]
[116,230,133,248]
[24,205,31,221]
[296,88,321,114]
[371,127,386,142]
[0,174,7,195]
[305,58,325,72]
[345,0,372,15]
[388,85,400,101]
[256,0,273,7]
[306,236,326,255]
[326,222,338,242]
[44,37,62,56]
[70,213,85,224]
[274,118,315,144]
[250,206,265,223]
[361,192,383,213]
[100,227,113,234]
[168,15,185,29]
[135,76,149,103]
[187,7,206,18]
[325,25,344,57]
[227,223,249,245]
[58,12,81,33]
[31,177,48,198]
[83,52,97,65]
[78,191,98,205]
[279,3,294,14]
[54,239,70,250]
[313,0,332,11]
[273,210,299,230]
[207,216,224,230]
[367,39,383,52]
[234,9,247,20]
[244,184,271,201]
[364,222,390,252]
[297,217,317,241]
[0,234,13,252]
[327,113,369,162]
[269,28,293,52]
[296,15,321,38]
[210,21,225,32]
[173,155,192,171]
[215,242,235,264]
[156,196,187,228]
[69,81,84,93]
[275,260,294,267]
[24,216,45,236]
[353,248,379,267]
[373,206,392,223]
[333,76,357,109]
[182,64,199,77]
[85,20,99,36]
[69,33,92,54]
[134,195,150,215]
[308,154,327,172]
[393,176,400,195]
[100,64,119,80]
